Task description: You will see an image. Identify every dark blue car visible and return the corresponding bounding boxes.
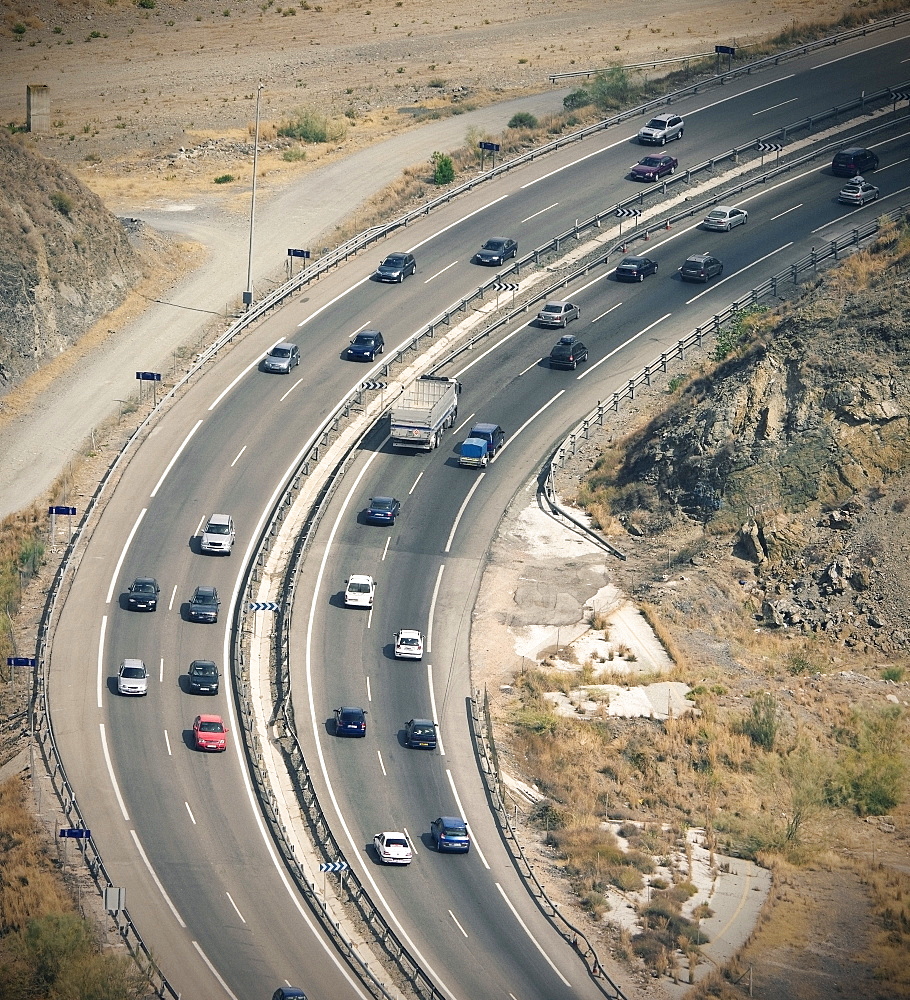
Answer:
[365,496,400,525]
[334,706,367,737]
[430,816,471,853]
[347,329,385,361]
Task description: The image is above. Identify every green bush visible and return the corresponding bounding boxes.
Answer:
[213,174,235,184]
[882,665,905,682]
[735,692,779,750]
[49,192,73,216]
[13,22,26,36]
[282,147,307,162]
[137,0,155,7]
[431,150,455,185]
[278,109,345,143]
[563,88,590,110]
[507,111,538,129]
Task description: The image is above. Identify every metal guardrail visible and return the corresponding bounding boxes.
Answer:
[547,11,910,84]
[548,52,717,82]
[470,688,627,998]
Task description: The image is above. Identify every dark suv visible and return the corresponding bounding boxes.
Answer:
[548,335,588,370]
[679,253,723,283]
[831,147,879,177]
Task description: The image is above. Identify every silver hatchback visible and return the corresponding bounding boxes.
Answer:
[117,658,148,696]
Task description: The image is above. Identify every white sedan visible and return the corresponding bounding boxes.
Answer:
[344,574,375,608]
[373,832,412,865]
[394,629,424,660]
[702,205,748,231]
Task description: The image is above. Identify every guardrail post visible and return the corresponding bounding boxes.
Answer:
[627,379,635,401]
[610,392,620,412]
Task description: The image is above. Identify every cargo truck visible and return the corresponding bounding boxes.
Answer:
[390,375,461,450]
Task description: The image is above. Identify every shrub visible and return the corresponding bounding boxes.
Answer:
[137,0,155,7]
[49,192,73,216]
[282,147,306,162]
[278,109,345,143]
[882,665,904,682]
[508,111,538,129]
[563,88,590,110]
[431,150,455,185]
[735,692,779,750]
[13,22,26,35]
[213,174,235,184]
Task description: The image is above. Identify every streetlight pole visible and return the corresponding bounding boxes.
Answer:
[244,81,263,309]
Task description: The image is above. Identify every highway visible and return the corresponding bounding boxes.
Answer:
[48,23,910,999]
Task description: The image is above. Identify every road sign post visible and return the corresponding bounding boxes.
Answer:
[715,44,735,73]
[479,140,500,170]
[135,371,162,407]
[48,505,77,548]
[287,247,310,279]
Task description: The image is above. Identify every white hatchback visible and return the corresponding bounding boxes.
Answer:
[373,831,413,865]
[344,574,375,608]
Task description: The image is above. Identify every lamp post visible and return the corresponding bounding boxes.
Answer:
[244,81,263,309]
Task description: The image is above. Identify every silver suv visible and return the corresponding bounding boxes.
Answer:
[200,513,235,555]
[637,113,684,145]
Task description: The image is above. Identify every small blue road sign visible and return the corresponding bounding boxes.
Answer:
[135,371,162,381]
[7,657,35,667]
[287,248,311,258]
[59,828,91,839]
[49,505,77,515]
[479,141,500,152]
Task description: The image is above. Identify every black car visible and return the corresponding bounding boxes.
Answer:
[187,659,219,695]
[347,330,385,361]
[126,577,159,611]
[831,146,879,177]
[365,496,400,525]
[473,237,518,266]
[548,335,588,370]
[404,718,437,749]
[679,252,723,282]
[188,585,220,623]
[430,816,471,853]
[334,706,367,737]
[614,256,658,282]
[375,252,416,282]
[272,990,307,1000]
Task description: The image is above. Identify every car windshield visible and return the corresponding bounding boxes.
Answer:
[206,523,230,535]
[411,726,433,736]
[384,255,406,266]
[639,157,662,167]
[644,118,666,129]
[707,211,726,219]
[270,346,292,358]
[371,498,394,510]
[192,662,217,676]
[199,721,224,733]
[339,710,362,723]
[133,581,156,593]
[399,636,419,646]
[353,333,377,345]
[542,304,563,314]
[194,592,217,605]
[386,838,408,848]
[620,258,643,267]
[349,581,371,593]
[121,666,146,678]
[482,240,506,250]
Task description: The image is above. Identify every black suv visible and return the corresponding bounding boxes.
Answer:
[679,253,723,282]
[405,719,437,749]
[548,335,588,370]
[831,147,879,177]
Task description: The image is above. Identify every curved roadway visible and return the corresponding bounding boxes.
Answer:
[50,26,910,999]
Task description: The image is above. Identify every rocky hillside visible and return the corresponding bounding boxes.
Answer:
[0,130,140,395]
[581,218,910,655]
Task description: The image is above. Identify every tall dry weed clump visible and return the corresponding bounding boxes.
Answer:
[0,507,46,673]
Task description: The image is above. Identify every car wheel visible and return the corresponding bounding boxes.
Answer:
[669,166,675,175]
[677,129,683,140]
[660,135,666,145]
[410,264,416,276]
[654,262,658,272]
[637,272,644,282]
[397,273,403,282]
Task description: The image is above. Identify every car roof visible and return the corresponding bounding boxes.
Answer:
[271,341,296,349]
[484,236,510,243]
[543,299,569,307]
[207,513,231,523]
[686,253,714,262]
[437,815,466,826]
[471,422,500,433]
[192,585,217,596]
[836,146,867,155]
[398,628,421,638]
[354,329,381,338]
[133,576,157,584]
[191,659,217,669]
[196,714,223,723]
[709,206,734,213]
[379,830,407,838]
[409,718,435,726]
[337,706,365,715]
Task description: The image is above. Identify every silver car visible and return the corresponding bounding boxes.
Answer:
[537,300,580,328]
[837,178,879,206]
[637,113,684,145]
[702,206,748,231]
[200,513,235,555]
[261,342,300,374]
[117,658,148,696]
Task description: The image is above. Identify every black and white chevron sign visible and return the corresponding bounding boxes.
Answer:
[248,601,280,612]
[757,141,782,152]
[890,89,910,102]
[493,281,519,292]
[359,380,388,391]
[318,861,348,873]
[615,207,641,218]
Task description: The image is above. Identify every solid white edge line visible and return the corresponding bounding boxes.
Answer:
[96,615,107,709]
[446,769,490,871]
[495,882,571,987]
[427,563,445,655]
[129,829,186,926]
[427,662,444,757]
[150,419,203,497]
[191,939,241,1000]
[579,313,671,380]
[98,723,129,821]
[444,473,485,553]
[305,452,462,1000]
[105,508,147,604]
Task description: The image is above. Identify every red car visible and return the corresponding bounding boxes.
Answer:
[193,714,228,752]
[630,154,678,181]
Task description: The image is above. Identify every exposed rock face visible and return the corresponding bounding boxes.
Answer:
[0,131,141,394]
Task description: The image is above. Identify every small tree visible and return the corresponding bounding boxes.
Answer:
[431,151,455,185]
[563,88,591,110]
